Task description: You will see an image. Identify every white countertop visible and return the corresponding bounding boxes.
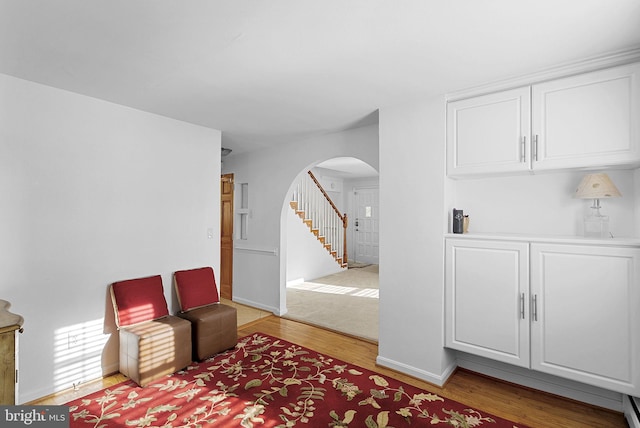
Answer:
[444,232,640,247]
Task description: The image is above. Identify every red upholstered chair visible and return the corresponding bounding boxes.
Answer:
[110,275,192,387]
[173,267,237,361]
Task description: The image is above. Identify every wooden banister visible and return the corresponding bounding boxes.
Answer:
[296,170,348,267]
[342,213,348,267]
[307,171,345,222]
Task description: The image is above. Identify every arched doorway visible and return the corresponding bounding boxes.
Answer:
[281,157,380,342]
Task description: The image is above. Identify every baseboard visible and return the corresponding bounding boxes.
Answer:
[20,362,120,404]
[21,386,58,405]
[286,278,305,287]
[625,395,640,428]
[456,353,623,411]
[375,355,456,387]
[232,296,280,315]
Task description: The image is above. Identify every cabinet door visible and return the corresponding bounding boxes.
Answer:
[530,244,640,395]
[532,63,640,170]
[445,239,530,367]
[0,330,16,405]
[447,87,531,177]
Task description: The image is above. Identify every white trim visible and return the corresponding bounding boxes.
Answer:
[446,47,640,101]
[624,395,640,428]
[375,356,457,387]
[443,232,640,248]
[286,278,305,287]
[352,185,379,191]
[456,353,624,411]
[235,246,279,256]
[19,362,120,404]
[232,296,281,316]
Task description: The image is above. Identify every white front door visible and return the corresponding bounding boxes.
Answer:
[354,187,379,264]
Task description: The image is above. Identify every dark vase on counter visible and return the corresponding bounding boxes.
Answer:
[453,209,464,234]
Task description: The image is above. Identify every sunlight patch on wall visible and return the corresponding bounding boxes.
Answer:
[54,318,108,391]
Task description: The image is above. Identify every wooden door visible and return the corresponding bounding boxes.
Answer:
[447,86,531,177]
[445,239,530,368]
[220,174,234,300]
[0,330,17,404]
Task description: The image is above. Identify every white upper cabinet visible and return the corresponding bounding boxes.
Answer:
[447,87,531,176]
[447,62,640,177]
[532,63,640,170]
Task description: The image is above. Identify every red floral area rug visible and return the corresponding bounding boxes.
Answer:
[66,333,527,427]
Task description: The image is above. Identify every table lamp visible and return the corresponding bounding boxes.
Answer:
[574,173,621,238]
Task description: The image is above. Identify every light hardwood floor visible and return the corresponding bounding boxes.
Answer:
[29,303,627,428]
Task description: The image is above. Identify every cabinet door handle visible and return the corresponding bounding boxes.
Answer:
[520,293,525,319]
[521,136,527,163]
[533,135,539,162]
[532,294,538,321]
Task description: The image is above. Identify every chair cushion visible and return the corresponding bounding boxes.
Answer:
[111,275,169,327]
[174,267,220,311]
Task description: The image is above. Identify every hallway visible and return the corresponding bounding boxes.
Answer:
[283,264,379,342]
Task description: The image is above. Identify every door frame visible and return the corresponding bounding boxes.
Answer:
[220,173,234,300]
[351,185,379,265]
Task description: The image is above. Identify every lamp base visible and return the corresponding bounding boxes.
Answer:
[583,211,610,238]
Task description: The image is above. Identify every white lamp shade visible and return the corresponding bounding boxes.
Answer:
[574,173,621,199]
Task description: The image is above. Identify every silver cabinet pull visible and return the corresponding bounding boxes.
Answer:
[532,294,538,321]
[521,136,527,163]
[533,135,539,161]
[520,293,525,319]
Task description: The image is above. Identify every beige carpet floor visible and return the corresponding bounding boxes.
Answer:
[284,264,379,342]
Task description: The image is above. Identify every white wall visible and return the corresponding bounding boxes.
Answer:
[312,167,346,213]
[449,169,637,237]
[0,74,221,403]
[377,96,455,385]
[285,208,344,284]
[221,125,379,315]
[344,178,379,192]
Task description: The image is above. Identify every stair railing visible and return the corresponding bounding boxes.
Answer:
[291,171,348,266]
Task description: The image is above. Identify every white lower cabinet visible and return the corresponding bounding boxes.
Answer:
[445,239,530,367]
[445,238,640,395]
[530,243,640,394]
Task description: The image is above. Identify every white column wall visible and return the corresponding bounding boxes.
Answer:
[377,96,456,384]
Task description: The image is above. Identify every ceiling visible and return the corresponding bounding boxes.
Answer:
[2,1,639,156]
[316,157,379,179]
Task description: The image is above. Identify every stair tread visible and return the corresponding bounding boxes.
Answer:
[290,196,345,267]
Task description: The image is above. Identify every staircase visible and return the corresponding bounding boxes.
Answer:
[290,171,348,267]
